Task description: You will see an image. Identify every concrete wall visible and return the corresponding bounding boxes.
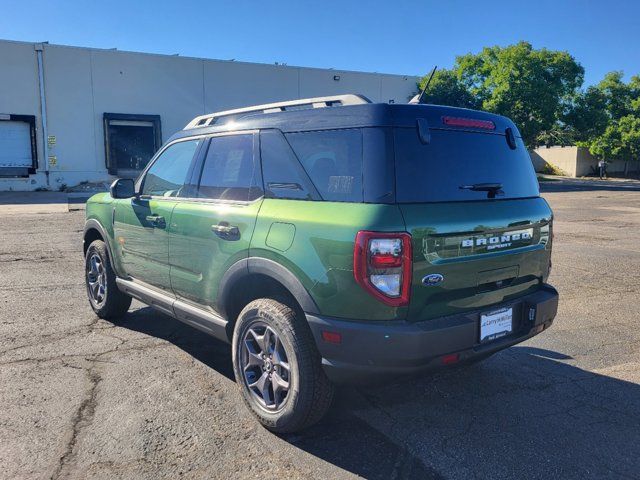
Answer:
[531,146,581,177]
[575,147,598,176]
[0,41,46,188]
[606,158,640,174]
[532,145,640,177]
[529,150,548,173]
[0,40,418,191]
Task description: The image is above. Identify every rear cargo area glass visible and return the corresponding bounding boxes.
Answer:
[394,128,539,203]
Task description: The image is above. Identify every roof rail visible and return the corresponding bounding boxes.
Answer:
[184,94,371,129]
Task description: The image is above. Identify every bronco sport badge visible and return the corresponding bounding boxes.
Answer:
[461,228,534,251]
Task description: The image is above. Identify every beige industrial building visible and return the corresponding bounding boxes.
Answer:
[0,39,417,191]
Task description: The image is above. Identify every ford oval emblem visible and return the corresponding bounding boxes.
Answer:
[422,274,444,286]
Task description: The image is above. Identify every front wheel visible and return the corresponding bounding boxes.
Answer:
[85,240,131,319]
[232,298,334,433]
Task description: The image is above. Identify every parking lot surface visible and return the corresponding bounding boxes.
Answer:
[1,180,639,479]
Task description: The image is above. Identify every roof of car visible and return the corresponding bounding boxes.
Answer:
[168,101,520,143]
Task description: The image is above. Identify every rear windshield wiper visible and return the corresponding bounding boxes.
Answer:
[459,183,504,199]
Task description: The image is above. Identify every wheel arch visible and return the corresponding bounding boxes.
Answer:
[217,257,320,337]
[83,219,116,263]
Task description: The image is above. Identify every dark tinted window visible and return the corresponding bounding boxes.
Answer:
[260,130,318,200]
[285,129,363,202]
[394,128,539,202]
[197,134,261,201]
[141,139,200,196]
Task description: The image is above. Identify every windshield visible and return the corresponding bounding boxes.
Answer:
[394,128,539,203]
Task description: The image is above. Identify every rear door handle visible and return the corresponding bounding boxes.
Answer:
[145,215,166,228]
[211,222,240,239]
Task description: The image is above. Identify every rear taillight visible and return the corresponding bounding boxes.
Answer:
[354,231,412,307]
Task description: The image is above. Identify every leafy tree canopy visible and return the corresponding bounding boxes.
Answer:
[418,70,479,110]
[561,86,609,145]
[417,42,640,170]
[576,74,640,166]
[591,115,640,170]
[418,41,584,146]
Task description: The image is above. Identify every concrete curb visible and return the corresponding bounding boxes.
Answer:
[0,191,96,214]
[0,192,73,214]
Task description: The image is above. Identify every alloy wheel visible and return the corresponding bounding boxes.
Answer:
[240,322,292,411]
[87,253,107,306]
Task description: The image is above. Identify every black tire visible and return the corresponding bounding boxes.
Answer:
[84,239,131,319]
[232,298,334,433]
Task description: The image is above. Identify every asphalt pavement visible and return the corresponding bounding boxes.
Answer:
[1,180,639,479]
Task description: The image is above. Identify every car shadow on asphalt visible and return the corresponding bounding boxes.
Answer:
[115,308,640,479]
[117,305,235,381]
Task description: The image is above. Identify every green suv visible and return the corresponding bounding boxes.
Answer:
[83,94,558,433]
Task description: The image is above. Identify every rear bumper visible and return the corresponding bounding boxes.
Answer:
[306,284,558,384]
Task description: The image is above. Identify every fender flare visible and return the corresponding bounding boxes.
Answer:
[83,219,118,269]
[216,257,319,320]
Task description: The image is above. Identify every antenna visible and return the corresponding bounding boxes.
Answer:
[417,65,437,104]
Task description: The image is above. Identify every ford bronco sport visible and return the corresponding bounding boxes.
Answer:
[83,94,558,433]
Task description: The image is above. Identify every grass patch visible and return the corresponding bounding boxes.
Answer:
[540,163,568,176]
[537,175,561,182]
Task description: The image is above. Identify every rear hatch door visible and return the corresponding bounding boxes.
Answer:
[394,117,552,322]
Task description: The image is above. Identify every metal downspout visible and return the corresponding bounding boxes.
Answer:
[35,44,50,188]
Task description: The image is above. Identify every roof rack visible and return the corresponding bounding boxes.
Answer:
[184,94,371,129]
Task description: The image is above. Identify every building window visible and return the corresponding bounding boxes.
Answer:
[0,114,37,178]
[103,113,161,177]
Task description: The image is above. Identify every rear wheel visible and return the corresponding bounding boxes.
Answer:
[85,240,131,319]
[232,298,334,433]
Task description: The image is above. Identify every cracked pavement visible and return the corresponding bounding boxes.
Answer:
[1,181,640,479]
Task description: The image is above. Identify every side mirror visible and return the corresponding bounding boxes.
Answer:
[110,178,136,199]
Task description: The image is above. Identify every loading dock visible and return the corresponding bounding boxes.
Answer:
[0,114,37,177]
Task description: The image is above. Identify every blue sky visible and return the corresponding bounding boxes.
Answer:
[1,0,638,86]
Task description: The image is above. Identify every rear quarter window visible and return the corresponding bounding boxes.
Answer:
[285,129,363,203]
[394,128,539,203]
[260,130,319,201]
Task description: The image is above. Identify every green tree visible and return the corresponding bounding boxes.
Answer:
[456,42,584,146]
[417,42,584,146]
[572,72,640,175]
[617,115,640,175]
[596,71,636,119]
[590,123,623,163]
[590,115,640,176]
[562,86,609,144]
[417,70,479,109]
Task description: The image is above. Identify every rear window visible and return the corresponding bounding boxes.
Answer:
[285,129,363,202]
[394,128,539,203]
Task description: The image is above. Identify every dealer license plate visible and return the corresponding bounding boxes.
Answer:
[480,307,513,343]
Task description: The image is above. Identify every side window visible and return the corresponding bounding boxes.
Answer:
[141,139,200,197]
[285,129,363,202]
[197,134,261,201]
[260,130,319,200]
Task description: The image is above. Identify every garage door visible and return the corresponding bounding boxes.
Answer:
[0,115,37,177]
[104,113,162,177]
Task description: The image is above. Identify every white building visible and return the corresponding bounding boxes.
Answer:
[0,39,417,191]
